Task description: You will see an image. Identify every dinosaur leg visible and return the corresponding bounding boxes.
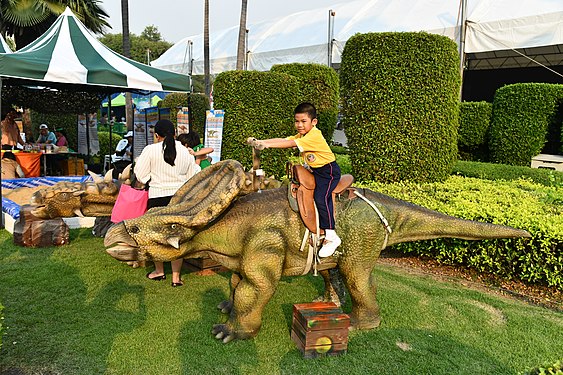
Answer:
[339,260,381,330]
[217,272,241,314]
[212,247,284,342]
[314,268,346,307]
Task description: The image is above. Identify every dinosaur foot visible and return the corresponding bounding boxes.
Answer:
[217,300,233,314]
[212,324,236,344]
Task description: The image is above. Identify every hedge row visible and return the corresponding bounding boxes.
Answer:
[453,160,563,188]
[340,32,460,183]
[212,70,301,177]
[362,176,563,289]
[458,101,492,161]
[270,63,339,141]
[489,83,563,166]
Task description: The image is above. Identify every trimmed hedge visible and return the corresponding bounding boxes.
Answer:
[458,101,492,161]
[188,93,210,138]
[159,92,188,129]
[339,32,460,183]
[363,176,563,289]
[453,160,563,188]
[212,70,301,177]
[270,63,339,141]
[97,132,123,160]
[489,83,563,166]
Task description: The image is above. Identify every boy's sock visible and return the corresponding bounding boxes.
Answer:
[319,229,341,257]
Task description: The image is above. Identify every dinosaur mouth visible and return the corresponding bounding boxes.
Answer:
[104,222,139,261]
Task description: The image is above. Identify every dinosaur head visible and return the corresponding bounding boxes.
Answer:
[105,160,248,263]
[30,185,85,219]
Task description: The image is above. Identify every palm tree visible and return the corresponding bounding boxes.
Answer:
[236,0,248,70]
[204,0,210,97]
[121,0,133,131]
[0,0,110,49]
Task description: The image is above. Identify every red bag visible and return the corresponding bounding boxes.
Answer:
[110,184,149,223]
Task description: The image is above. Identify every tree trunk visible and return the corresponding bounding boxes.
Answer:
[236,0,248,70]
[204,0,211,97]
[121,0,133,131]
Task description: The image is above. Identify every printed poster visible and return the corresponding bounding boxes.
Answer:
[133,109,147,159]
[204,109,224,164]
[145,107,158,146]
[159,108,171,122]
[77,113,99,155]
[176,107,189,135]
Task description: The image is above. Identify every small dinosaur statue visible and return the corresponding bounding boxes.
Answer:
[104,160,531,343]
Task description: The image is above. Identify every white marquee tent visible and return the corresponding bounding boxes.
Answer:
[152,0,563,75]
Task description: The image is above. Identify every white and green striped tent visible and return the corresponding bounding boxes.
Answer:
[0,34,12,54]
[0,7,190,93]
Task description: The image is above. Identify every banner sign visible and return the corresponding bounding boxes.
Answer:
[77,113,99,155]
[204,109,224,164]
[145,107,159,146]
[133,109,147,159]
[176,107,189,135]
[159,108,171,122]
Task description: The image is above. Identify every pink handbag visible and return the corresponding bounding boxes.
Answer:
[110,184,149,223]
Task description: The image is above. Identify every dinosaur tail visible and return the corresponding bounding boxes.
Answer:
[360,189,531,246]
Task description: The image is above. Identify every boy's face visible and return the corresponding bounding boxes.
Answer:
[294,112,317,135]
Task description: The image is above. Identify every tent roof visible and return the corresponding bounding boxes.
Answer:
[0,8,191,93]
[0,35,12,54]
[152,0,563,74]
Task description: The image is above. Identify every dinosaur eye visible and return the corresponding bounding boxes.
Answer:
[130,225,140,234]
[171,224,178,230]
[59,192,68,200]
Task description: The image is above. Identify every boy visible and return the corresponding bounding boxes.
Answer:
[252,102,341,257]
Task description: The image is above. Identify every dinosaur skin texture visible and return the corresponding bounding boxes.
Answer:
[104,160,531,343]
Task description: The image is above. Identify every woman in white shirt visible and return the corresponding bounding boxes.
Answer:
[135,119,200,287]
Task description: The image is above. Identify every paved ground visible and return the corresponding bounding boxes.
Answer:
[332,129,347,147]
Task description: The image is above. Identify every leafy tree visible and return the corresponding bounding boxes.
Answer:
[98,26,173,64]
[0,0,110,49]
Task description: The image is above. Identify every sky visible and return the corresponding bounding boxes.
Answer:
[99,0,339,44]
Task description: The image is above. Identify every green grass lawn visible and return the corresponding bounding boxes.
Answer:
[0,228,561,375]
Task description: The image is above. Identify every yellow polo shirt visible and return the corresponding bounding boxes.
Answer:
[286,126,335,168]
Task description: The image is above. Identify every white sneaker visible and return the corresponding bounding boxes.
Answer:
[319,230,341,257]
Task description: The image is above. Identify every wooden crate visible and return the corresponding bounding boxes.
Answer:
[61,157,84,176]
[291,302,350,358]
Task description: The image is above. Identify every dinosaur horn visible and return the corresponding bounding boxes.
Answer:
[104,170,113,182]
[88,170,104,184]
[119,164,132,181]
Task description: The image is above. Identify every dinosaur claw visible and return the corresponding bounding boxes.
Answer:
[215,332,225,340]
[222,335,234,344]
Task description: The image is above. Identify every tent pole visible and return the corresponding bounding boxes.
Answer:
[459,0,467,99]
[0,77,4,229]
[327,10,336,67]
[108,94,112,174]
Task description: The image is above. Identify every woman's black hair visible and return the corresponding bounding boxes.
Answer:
[154,119,176,166]
[2,151,16,161]
[177,131,200,149]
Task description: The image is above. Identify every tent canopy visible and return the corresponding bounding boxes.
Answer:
[152,0,563,74]
[0,8,191,93]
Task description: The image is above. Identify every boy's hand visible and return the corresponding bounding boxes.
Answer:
[254,141,266,150]
[246,137,257,145]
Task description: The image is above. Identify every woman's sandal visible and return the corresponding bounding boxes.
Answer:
[146,272,166,281]
[171,281,184,287]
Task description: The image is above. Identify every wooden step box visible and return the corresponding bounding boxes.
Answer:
[291,302,350,359]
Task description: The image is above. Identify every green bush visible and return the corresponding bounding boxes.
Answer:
[340,32,460,183]
[188,93,210,138]
[270,63,339,141]
[489,83,563,166]
[159,92,189,129]
[30,112,79,151]
[96,132,122,159]
[458,101,492,161]
[363,176,563,289]
[213,70,301,177]
[453,160,563,188]
[523,360,563,375]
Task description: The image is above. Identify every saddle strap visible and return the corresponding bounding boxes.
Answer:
[354,189,392,250]
[300,203,322,276]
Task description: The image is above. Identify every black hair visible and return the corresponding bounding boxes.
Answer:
[177,131,200,149]
[294,102,317,120]
[154,119,176,166]
[2,151,16,161]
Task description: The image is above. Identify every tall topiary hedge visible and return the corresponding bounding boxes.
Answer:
[458,101,492,161]
[188,93,210,138]
[340,32,461,183]
[270,63,339,141]
[213,70,301,177]
[489,83,563,166]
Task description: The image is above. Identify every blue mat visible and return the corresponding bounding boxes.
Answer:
[2,176,92,220]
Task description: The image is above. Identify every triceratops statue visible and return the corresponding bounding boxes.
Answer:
[104,160,530,343]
